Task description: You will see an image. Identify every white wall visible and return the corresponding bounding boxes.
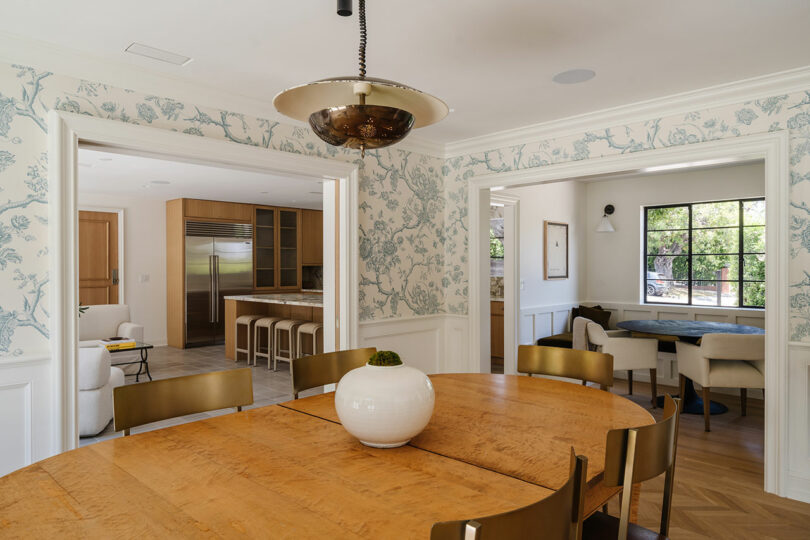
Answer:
[584,162,765,304]
[78,193,168,345]
[505,181,586,310]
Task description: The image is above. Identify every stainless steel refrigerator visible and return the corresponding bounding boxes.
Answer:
[185,221,253,347]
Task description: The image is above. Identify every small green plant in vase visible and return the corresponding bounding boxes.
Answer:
[368,350,402,366]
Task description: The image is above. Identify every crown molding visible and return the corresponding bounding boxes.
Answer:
[444,65,810,158]
[3,31,809,162]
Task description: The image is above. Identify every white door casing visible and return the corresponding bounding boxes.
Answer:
[491,193,520,375]
[48,111,359,453]
[468,132,790,497]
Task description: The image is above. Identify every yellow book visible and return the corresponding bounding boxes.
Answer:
[100,338,137,351]
[105,343,137,351]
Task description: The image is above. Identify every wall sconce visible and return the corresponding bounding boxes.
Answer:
[596,204,615,232]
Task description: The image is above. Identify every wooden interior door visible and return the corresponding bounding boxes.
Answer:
[79,210,119,305]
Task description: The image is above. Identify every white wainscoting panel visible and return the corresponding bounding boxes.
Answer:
[0,354,53,476]
[519,303,579,344]
[596,302,766,329]
[787,342,810,503]
[357,315,470,375]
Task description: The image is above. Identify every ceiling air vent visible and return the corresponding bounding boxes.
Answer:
[124,43,193,66]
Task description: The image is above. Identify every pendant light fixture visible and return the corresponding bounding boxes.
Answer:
[273,0,448,157]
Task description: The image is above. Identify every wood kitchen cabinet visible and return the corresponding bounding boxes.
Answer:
[490,300,504,358]
[253,206,302,290]
[183,199,253,222]
[301,209,323,266]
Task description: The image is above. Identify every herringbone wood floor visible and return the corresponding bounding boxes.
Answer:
[605,379,810,539]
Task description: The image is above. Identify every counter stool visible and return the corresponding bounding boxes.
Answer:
[235,315,266,364]
[296,322,324,359]
[273,319,305,371]
[254,316,284,369]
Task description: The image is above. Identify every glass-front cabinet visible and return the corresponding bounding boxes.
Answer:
[253,206,301,290]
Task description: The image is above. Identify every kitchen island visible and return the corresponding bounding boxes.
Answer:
[224,293,323,360]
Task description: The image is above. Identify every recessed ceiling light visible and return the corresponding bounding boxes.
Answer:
[308,191,322,195]
[99,157,113,162]
[490,186,505,192]
[260,191,269,194]
[78,162,92,168]
[150,180,170,185]
[125,42,193,66]
[449,108,455,113]
[552,69,596,85]
[141,183,151,189]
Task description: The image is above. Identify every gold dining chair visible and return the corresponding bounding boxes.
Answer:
[518,345,614,390]
[582,395,682,540]
[113,368,254,436]
[431,449,588,540]
[291,347,377,399]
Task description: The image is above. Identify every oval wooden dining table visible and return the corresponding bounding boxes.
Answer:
[0,373,653,539]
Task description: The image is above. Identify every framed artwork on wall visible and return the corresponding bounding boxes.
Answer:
[544,221,569,280]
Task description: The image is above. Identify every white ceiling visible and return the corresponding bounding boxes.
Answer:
[77,147,324,209]
[3,1,810,143]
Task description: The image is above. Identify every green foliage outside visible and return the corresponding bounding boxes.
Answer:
[490,229,504,258]
[368,350,403,366]
[646,200,765,307]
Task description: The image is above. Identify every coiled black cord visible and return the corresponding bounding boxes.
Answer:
[358,0,367,79]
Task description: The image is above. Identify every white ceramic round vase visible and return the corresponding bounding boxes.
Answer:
[334,363,435,448]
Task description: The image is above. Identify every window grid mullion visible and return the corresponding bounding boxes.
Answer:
[687,204,693,305]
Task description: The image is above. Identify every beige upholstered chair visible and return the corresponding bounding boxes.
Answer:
[676,333,765,432]
[572,316,630,351]
[586,322,659,406]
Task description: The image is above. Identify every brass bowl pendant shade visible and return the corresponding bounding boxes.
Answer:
[309,104,414,150]
[273,0,447,155]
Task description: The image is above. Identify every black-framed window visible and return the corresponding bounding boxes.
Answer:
[644,198,765,308]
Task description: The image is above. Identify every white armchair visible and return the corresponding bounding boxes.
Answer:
[676,333,765,432]
[586,321,659,405]
[79,304,144,368]
[78,345,125,436]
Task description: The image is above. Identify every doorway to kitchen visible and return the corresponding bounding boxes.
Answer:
[50,111,359,450]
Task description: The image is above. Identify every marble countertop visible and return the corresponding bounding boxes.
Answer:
[224,293,323,308]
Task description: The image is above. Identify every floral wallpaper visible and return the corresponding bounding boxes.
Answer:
[3,56,810,356]
[443,90,810,340]
[0,61,445,356]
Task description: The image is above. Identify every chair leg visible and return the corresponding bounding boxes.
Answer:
[650,368,657,408]
[627,370,633,395]
[740,388,747,416]
[678,374,686,402]
[703,386,711,432]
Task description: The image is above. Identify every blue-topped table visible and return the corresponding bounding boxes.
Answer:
[616,319,765,414]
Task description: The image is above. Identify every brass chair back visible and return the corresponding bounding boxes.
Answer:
[431,449,588,540]
[517,345,614,390]
[291,347,377,399]
[113,368,253,436]
[602,394,682,538]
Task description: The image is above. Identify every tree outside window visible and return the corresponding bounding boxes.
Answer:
[644,198,765,308]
